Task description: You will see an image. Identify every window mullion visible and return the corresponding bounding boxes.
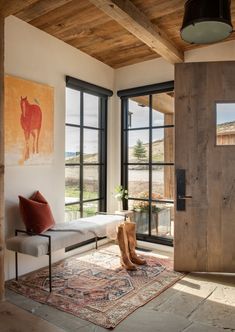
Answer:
[149,94,153,237]
[80,91,84,216]
[99,98,103,211]
[122,98,129,211]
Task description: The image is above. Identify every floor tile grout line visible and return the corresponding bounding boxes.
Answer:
[186,286,217,319]
[180,321,193,332]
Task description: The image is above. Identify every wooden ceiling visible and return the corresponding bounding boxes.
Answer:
[2,0,235,68]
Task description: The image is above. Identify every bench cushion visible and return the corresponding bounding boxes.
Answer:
[6,230,95,257]
[6,214,125,257]
[52,214,124,238]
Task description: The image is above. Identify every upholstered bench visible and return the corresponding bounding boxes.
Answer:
[6,214,125,292]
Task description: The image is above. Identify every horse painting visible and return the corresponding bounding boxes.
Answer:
[20,96,42,161]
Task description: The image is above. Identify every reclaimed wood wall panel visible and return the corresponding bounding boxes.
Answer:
[175,63,208,272]
[175,62,235,273]
[164,113,174,200]
[0,14,4,301]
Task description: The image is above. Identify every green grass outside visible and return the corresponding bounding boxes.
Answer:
[65,185,98,200]
[65,185,98,217]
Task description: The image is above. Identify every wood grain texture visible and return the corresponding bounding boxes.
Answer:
[0,14,4,301]
[11,0,235,68]
[15,0,73,22]
[131,0,185,20]
[16,0,158,68]
[0,0,39,17]
[89,0,184,64]
[164,113,174,199]
[175,62,235,273]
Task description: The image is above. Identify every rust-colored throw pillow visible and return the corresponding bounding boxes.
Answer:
[19,191,55,234]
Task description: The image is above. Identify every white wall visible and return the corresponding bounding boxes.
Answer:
[115,57,174,91]
[4,16,114,279]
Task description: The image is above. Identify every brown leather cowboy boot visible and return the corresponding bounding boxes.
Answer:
[117,224,136,270]
[124,222,147,265]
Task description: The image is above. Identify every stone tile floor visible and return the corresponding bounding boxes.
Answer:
[1,246,235,332]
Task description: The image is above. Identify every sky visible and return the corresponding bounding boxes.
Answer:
[128,98,171,148]
[66,88,99,154]
[65,89,174,154]
[216,103,235,125]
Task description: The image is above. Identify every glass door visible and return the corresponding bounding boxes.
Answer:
[121,84,174,246]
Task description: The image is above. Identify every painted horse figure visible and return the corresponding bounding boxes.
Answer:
[20,96,42,161]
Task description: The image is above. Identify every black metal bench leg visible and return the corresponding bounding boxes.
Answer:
[48,237,52,292]
[15,252,18,281]
[14,229,52,292]
[95,237,98,250]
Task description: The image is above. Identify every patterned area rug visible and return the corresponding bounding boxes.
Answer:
[6,245,183,329]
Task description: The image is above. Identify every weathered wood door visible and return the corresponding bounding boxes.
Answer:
[174,62,235,272]
[0,16,4,301]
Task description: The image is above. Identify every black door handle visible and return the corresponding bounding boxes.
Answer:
[176,169,192,211]
[178,195,192,200]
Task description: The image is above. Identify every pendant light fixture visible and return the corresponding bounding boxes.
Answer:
[181,0,233,44]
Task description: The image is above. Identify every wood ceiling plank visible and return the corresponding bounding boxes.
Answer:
[131,0,185,20]
[93,44,158,68]
[89,0,184,64]
[86,33,155,54]
[15,0,235,68]
[55,16,112,42]
[29,0,90,30]
[67,20,139,52]
[0,0,39,17]
[50,7,112,40]
[15,0,74,22]
[111,53,157,68]
[86,38,142,56]
[52,17,141,54]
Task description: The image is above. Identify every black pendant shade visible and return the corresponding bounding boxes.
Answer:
[181,0,233,44]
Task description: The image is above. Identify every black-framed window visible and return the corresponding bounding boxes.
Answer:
[118,81,174,246]
[65,76,112,221]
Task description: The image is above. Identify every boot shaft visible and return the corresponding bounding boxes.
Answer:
[124,222,137,247]
[117,224,136,270]
[124,222,147,265]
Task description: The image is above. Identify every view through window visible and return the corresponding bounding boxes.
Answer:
[216,103,235,146]
[65,80,109,222]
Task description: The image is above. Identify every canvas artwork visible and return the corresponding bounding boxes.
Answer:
[5,75,54,165]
